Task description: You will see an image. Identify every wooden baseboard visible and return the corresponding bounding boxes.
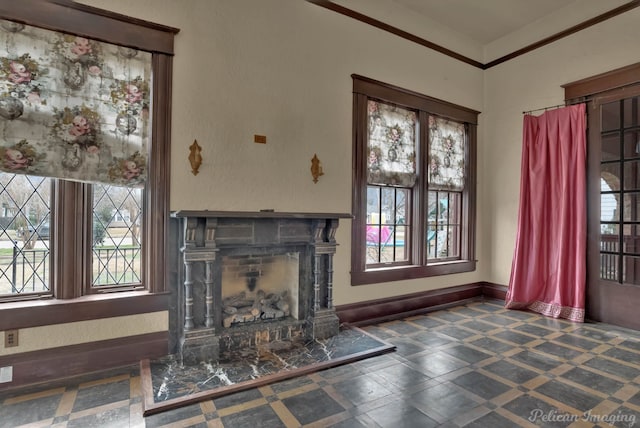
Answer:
[482,282,508,300]
[0,331,167,391]
[335,282,508,325]
[335,283,486,326]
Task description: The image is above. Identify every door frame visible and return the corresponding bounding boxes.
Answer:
[564,63,640,329]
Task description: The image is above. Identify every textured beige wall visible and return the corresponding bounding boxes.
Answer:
[483,7,640,286]
[0,311,167,356]
[77,0,486,307]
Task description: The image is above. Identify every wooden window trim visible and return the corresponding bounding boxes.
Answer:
[0,1,178,321]
[351,75,478,285]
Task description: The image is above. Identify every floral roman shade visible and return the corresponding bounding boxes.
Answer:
[0,19,152,187]
[428,116,466,191]
[367,100,417,187]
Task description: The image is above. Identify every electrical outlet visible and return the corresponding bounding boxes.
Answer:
[5,329,18,348]
[254,134,267,144]
[0,366,12,383]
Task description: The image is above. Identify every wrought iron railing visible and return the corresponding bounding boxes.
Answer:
[0,244,141,295]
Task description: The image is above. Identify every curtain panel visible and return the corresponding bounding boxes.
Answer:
[506,104,587,322]
[0,19,151,187]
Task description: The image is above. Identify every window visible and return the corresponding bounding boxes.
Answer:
[0,2,176,316]
[351,75,477,285]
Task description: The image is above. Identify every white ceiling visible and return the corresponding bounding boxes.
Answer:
[329,0,634,62]
[391,0,576,45]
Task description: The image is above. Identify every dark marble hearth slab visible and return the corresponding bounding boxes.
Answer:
[140,326,395,416]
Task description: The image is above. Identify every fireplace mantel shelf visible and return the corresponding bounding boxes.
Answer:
[171,210,353,219]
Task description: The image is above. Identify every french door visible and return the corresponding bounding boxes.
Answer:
[587,88,640,329]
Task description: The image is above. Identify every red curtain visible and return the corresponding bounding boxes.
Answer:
[505,104,586,322]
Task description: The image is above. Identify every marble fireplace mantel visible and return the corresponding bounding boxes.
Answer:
[169,210,352,363]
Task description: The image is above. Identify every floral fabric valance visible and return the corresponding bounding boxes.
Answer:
[0,19,152,187]
[428,116,466,191]
[367,100,417,187]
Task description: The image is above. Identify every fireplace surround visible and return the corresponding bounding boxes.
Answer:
[169,210,351,363]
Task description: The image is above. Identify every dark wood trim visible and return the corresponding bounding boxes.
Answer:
[484,1,640,69]
[335,283,484,325]
[305,0,483,69]
[351,261,477,286]
[0,0,179,54]
[306,0,639,71]
[146,54,174,294]
[0,331,167,391]
[482,282,508,301]
[352,75,480,124]
[0,291,168,330]
[350,75,478,286]
[563,62,640,101]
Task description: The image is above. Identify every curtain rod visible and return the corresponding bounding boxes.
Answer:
[522,100,589,115]
[522,103,566,115]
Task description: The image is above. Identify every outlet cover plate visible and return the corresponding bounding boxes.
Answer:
[0,366,13,383]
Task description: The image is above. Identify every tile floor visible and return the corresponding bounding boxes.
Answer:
[1,299,640,427]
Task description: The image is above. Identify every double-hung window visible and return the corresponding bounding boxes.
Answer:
[351,75,478,285]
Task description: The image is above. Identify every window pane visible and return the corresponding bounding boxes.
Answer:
[623,97,640,128]
[601,101,620,132]
[92,184,142,287]
[624,160,640,191]
[0,173,51,296]
[622,193,640,222]
[600,253,618,281]
[426,191,461,261]
[601,133,620,161]
[624,131,640,159]
[600,193,618,222]
[366,185,409,265]
[623,256,640,285]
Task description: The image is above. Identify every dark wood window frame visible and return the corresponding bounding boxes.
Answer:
[0,0,178,329]
[351,75,478,285]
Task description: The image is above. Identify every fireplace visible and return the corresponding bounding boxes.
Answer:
[169,211,351,363]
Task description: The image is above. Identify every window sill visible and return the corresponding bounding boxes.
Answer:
[0,290,169,330]
[351,260,476,285]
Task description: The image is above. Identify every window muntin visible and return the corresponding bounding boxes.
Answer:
[352,75,477,285]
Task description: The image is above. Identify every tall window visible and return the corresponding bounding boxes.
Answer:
[0,3,176,307]
[352,75,477,285]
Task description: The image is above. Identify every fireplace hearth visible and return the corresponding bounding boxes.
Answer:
[169,211,351,364]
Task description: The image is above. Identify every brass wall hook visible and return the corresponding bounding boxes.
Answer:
[310,154,324,183]
[189,139,202,175]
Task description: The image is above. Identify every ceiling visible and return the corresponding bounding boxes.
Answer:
[389,0,577,45]
[324,0,637,65]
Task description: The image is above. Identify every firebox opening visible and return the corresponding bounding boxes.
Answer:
[221,253,300,328]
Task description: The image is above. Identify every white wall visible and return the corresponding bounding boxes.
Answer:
[483,7,640,285]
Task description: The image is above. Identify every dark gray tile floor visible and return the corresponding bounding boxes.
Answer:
[1,299,640,427]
